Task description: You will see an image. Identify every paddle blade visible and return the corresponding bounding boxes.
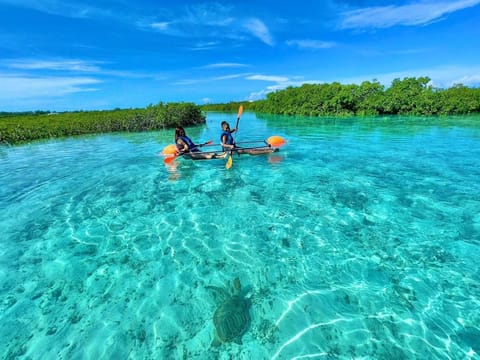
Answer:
[267,135,286,148]
[237,105,244,119]
[226,154,233,169]
[162,144,178,156]
[164,155,177,164]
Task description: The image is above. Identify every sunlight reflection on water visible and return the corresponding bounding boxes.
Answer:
[1,113,480,359]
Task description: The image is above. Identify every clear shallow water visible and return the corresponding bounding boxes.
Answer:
[1,113,480,359]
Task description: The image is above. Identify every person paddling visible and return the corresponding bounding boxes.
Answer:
[175,126,200,153]
[220,121,237,151]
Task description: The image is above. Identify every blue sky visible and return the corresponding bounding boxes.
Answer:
[1,0,480,112]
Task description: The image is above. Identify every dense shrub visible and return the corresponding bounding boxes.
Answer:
[0,102,205,144]
[201,77,480,117]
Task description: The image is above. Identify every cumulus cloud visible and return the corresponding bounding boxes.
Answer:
[339,0,480,29]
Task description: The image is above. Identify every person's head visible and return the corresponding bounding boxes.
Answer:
[175,126,186,139]
[221,121,230,131]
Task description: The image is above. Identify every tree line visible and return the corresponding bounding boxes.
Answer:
[3,77,479,144]
[0,102,205,145]
[202,77,480,116]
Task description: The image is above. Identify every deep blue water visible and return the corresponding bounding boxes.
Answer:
[1,113,479,359]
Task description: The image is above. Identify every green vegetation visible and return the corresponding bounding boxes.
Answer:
[3,77,479,145]
[0,102,205,145]
[201,77,480,117]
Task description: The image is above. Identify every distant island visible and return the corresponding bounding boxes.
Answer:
[1,77,479,145]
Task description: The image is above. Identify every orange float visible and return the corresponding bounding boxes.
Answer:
[267,135,286,147]
[162,144,178,156]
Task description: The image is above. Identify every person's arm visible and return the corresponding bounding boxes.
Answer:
[221,134,235,149]
[176,138,188,153]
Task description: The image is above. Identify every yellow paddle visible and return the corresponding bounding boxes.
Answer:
[225,152,233,169]
[226,105,244,169]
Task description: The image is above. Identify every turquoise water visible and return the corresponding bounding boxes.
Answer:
[1,113,480,359]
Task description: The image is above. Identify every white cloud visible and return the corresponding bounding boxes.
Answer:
[248,84,285,101]
[173,72,252,85]
[147,3,234,36]
[0,0,112,19]
[0,74,100,101]
[183,3,234,26]
[245,74,311,100]
[452,75,480,87]
[286,39,337,49]
[3,1,274,48]
[203,63,248,69]
[151,22,169,31]
[7,59,101,72]
[2,58,156,79]
[339,0,480,29]
[243,18,274,46]
[247,75,289,82]
[214,73,252,80]
[172,79,200,86]
[190,41,220,51]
